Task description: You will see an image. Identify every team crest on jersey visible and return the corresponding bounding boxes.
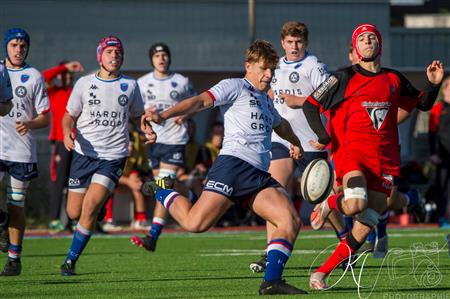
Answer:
[15,86,27,98]
[312,75,338,103]
[118,94,129,106]
[271,77,277,84]
[120,83,128,92]
[171,81,178,88]
[362,101,391,130]
[20,74,30,83]
[170,90,179,100]
[289,72,300,83]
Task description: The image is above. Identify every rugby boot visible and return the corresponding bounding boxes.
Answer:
[1,259,21,276]
[259,279,308,295]
[130,235,157,252]
[249,253,267,273]
[373,236,388,258]
[310,200,331,230]
[60,259,76,276]
[309,272,329,290]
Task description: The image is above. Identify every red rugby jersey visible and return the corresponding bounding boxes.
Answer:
[305,64,432,178]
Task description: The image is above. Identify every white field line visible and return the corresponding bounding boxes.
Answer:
[199,248,448,257]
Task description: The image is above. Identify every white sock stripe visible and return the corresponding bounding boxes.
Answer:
[163,192,179,209]
[153,217,166,226]
[267,243,292,257]
[76,223,91,236]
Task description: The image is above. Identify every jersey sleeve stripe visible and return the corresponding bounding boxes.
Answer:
[205,90,216,102]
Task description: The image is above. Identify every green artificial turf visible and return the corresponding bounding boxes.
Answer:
[0,228,449,298]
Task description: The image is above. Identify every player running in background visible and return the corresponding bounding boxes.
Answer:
[144,40,308,295]
[249,21,335,273]
[59,36,156,276]
[303,24,444,290]
[131,43,196,252]
[43,60,84,232]
[0,28,50,276]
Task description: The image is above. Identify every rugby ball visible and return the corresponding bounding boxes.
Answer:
[300,159,334,204]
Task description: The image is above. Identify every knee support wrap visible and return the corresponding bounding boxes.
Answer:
[7,176,30,207]
[344,187,367,201]
[157,168,177,180]
[355,208,380,228]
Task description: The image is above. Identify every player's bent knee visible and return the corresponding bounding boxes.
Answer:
[66,208,80,221]
[355,208,380,228]
[343,187,368,215]
[183,219,211,233]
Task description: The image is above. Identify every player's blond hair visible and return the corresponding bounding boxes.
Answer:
[281,21,309,41]
[245,40,279,70]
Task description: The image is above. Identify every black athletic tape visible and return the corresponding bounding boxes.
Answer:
[346,232,364,252]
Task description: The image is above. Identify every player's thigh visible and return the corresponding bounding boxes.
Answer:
[188,190,233,230]
[268,158,295,187]
[81,183,111,217]
[251,187,299,229]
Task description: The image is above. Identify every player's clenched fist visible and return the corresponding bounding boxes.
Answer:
[289,144,304,160]
[140,114,157,144]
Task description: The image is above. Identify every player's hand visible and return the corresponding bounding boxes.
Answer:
[281,94,306,109]
[309,140,327,151]
[64,61,84,73]
[15,121,30,136]
[174,115,186,126]
[63,132,76,151]
[289,145,304,160]
[141,115,157,144]
[144,106,164,124]
[426,60,444,85]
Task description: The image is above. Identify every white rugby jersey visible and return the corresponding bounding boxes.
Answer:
[0,64,49,163]
[271,53,329,152]
[138,72,196,145]
[208,78,281,171]
[0,63,13,102]
[66,73,144,160]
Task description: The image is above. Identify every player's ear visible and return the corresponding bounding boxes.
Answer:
[245,62,252,73]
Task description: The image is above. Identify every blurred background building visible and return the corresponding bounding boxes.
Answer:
[0,0,448,223]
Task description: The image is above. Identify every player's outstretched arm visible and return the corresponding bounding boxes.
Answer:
[273,118,304,159]
[415,60,445,111]
[303,100,330,146]
[160,92,214,121]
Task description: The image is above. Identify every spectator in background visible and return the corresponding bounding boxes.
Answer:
[43,60,84,232]
[429,76,450,228]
